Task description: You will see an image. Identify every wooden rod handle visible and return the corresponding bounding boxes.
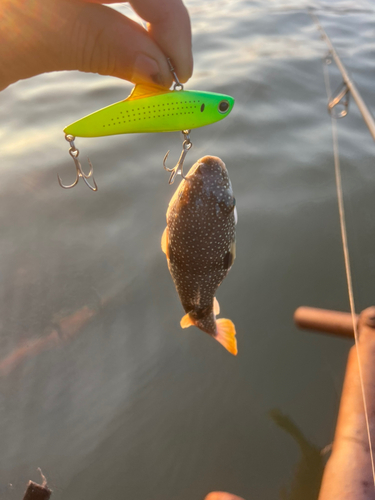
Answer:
[294,306,357,338]
[318,306,375,499]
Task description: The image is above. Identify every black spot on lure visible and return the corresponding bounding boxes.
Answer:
[162,156,237,355]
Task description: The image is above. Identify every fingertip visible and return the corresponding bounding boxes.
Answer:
[176,54,194,84]
[162,49,193,86]
[135,0,193,86]
[130,53,173,88]
[172,4,194,83]
[156,56,175,88]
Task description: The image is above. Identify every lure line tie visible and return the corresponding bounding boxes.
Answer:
[167,58,184,91]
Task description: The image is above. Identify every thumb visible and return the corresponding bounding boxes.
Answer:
[1,0,174,90]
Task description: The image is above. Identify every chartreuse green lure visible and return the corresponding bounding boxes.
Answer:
[61,83,235,190]
[64,84,234,137]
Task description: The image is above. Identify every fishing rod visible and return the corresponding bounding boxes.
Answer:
[310,10,375,493]
[310,10,375,141]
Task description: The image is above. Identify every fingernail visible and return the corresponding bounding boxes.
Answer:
[132,54,165,86]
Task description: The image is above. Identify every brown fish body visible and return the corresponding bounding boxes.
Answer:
[162,155,237,355]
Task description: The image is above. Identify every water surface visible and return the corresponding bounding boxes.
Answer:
[1,1,375,498]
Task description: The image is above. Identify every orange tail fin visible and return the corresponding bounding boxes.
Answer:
[215,319,237,355]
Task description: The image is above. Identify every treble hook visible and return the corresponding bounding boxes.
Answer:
[163,130,192,184]
[58,135,98,191]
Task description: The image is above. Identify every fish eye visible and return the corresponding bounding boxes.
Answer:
[218,100,230,113]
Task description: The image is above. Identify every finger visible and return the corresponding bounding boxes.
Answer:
[62,1,174,87]
[0,0,174,89]
[81,0,193,84]
[129,0,193,83]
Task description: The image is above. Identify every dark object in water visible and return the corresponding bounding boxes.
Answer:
[269,409,326,500]
[22,468,51,500]
[22,481,51,500]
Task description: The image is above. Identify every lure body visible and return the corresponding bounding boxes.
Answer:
[64,85,235,138]
[161,155,237,355]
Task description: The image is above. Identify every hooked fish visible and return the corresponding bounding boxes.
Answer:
[64,84,234,137]
[162,155,237,355]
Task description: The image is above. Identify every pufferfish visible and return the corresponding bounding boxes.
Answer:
[161,155,237,355]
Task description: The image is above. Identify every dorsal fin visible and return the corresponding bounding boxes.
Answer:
[124,84,171,102]
[214,297,220,316]
[180,313,195,329]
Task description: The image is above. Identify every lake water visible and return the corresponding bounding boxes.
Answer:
[1,1,375,499]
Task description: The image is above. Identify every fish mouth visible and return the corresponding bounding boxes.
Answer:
[195,156,226,173]
[196,157,228,184]
[185,155,227,180]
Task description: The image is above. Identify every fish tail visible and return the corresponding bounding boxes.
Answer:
[215,318,237,355]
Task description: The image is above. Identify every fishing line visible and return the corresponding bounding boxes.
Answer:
[322,52,375,490]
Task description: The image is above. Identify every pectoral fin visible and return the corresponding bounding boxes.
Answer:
[180,313,195,329]
[232,197,238,225]
[161,227,169,258]
[215,318,237,355]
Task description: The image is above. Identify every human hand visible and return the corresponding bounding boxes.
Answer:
[0,0,193,91]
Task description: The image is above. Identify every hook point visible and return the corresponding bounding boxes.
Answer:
[59,136,98,191]
[163,131,192,184]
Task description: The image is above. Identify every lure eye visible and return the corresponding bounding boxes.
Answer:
[200,104,205,112]
[218,100,230,113]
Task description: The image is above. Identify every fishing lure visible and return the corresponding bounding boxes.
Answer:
[60,61,235,190]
